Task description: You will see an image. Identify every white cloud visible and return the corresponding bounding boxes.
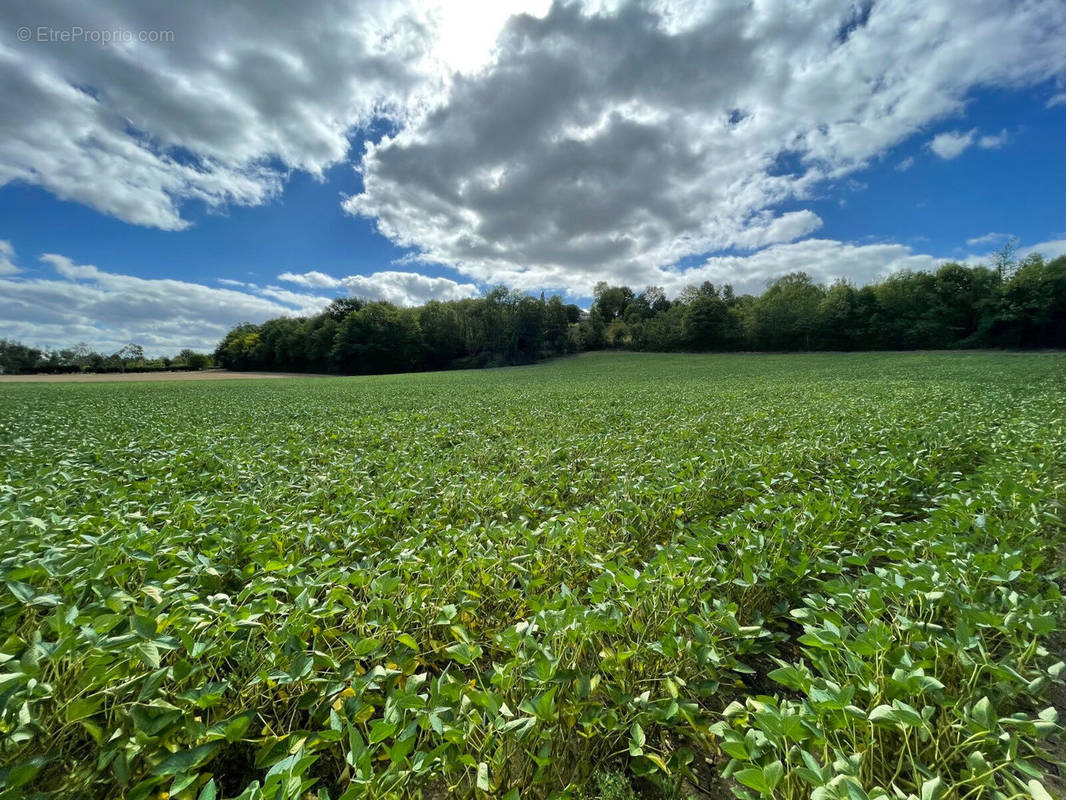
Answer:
[1019,238,1066,260]
[0,245,333,354]
[678,234,1066,298]
[0,240,18,275]
[928,127,1007,160]
[675,238,945,297]
[929,129,976,159]
[1047,93,1066,108]
[728,211,823,250]
[966,232,1011,247]
[350,0,1066,291]
[0,0,548,229]
[960,237,1066,266]
[277,270,342,289]
[1,1,1065,299]
[1,245,481,354]
[895,156,915,171]
[278,239,952,302]
[279,269,480,305]
[253,287,334,317]
[978,129,1008,149]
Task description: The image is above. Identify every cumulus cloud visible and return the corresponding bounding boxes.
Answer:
[958,237,1066,267]
[285,238,961,301]
[674,238,945,296]
[0,245,333,354]
[349,0,1066,291]
[929,129,976,159]
[0,240,18,275]
[277,270,343,289]
[279,270,480,305]
[0,0,545,229]
[1019,238,1066,261]
[2,1,1066,300]
[680,235,1066,298]
[929,127,1007,160]
[0,241,483,353]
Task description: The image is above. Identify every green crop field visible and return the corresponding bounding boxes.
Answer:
[1,352,1065,800]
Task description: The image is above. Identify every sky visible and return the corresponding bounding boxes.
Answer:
[0,0,1064,355]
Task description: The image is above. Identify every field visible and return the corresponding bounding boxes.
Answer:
[0,371,317,383]
[1,352,1064,800]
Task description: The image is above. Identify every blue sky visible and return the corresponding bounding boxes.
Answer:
[1,0,1064,354]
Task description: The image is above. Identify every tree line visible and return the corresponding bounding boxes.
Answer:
[0,342,212,375]
[588,252,1066,353]
[5,250,1062,376]
[214,289,584,373]
[214,251,1065,374]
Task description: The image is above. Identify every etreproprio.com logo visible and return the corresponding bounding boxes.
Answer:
[17,26,175,44]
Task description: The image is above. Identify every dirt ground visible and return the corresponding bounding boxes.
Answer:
[0,370,329,383]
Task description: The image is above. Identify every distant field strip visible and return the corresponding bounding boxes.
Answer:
[0,370,320,383]
[1,353,1064,799]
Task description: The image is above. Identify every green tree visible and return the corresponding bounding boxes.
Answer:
[752,273,825,350]
[593,282,635,322]
[989,254,1066,347]
[682,293,731,350]
[214,324,261,370]
[816,281,879,350]
[324,297,366,321]
[544,296,572,354]
[419,301,466,368]
[0,340,43,374]
[332,302,421,373]
[177,349,211,370]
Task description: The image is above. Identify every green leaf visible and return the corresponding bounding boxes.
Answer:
[734,767,769,794]
[224,713,253,742]
[919,776,945,800]
[5,759,44,789]
[768,665,806,691]
[631,721,646,748]
[354,638,380,657]
[347,727,366,765]
[868,705,898,726]
[763,761,784,792]
[445,642,482,665]
[369,720,398,744]
[720,738,749,760]
[390,735,415,764]
[972,696,995,730]
[477,761,490,792]
[64,697,101,723]
[6,580,36,604]
[136,641,161,669]
[151,742,221,776]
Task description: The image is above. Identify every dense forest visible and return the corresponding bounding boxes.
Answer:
[214,252,1066,374]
